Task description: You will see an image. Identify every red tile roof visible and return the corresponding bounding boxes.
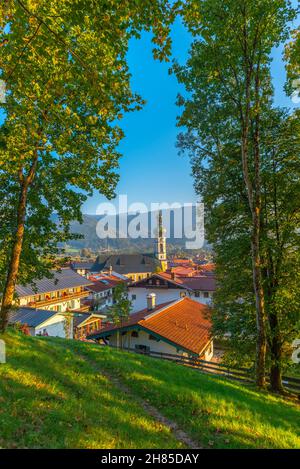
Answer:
[198,263,215,273]
[89,297,212,356]
[87,274,126,293]
[157,272,216,291]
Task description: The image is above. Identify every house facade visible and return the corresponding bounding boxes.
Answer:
[8,307,73,338]
[88,296,213,361]
[16,268,93,314]
[73,312,106,340]
[129,272,216,313]
[85,273,128,312]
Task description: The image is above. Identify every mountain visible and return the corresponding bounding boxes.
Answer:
[64,207,211,253]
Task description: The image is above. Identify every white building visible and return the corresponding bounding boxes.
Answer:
[15,268,92,314]
[129,272,215,313]
[88,295,213,361]
[85,273,128,312]
[8,307,73,338]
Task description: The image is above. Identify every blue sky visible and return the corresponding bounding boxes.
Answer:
[84,15,299,214]
[1,12,299,215]
[84,18,194,214]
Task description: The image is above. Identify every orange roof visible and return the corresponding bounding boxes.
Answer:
[199,263,215,272]
[168,266,196,276]
[156,271,216,291]
[89,297,212,356]
[87,274,127,293]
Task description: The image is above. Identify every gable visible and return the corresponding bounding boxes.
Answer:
[133,275,184,289]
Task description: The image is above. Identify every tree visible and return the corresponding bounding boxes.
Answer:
[175,0,296,387]
[0,0,177,332]
[81,248,92,259]
[260,110,300,389]
[285,26,300,102]
[106,283,132,348]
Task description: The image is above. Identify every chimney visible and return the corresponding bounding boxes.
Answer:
[109,265,113,275]
[147,293,156,311]
[171,271,176,280]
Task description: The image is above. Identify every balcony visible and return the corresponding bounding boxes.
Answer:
[27,290,90,308]
[72,304,91,313]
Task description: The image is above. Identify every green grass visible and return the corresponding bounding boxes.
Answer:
[1,330,299,449]
[0,331,181,449]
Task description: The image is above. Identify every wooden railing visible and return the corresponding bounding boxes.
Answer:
[95,343,300,394]
[29,290,89,308]
[72,304,91,313]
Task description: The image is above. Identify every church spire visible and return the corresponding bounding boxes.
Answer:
[154,210,167,270]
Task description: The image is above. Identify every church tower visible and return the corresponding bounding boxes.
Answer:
[154,210,167,271]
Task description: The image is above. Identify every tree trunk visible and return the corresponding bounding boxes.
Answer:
[251,235,267,387]
[252,120,267,387]
[269,311,284,393]
[0,181,29,332]
[241,127,267,387]
[0,154,38,333]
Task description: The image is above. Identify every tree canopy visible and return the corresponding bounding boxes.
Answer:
[174,0,299,389]
[0,0,179,330]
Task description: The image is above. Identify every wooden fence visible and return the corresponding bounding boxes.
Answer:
[99,343,300,394]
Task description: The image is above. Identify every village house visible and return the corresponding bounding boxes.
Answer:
[71,253,162,283]
[88,295,213,361]
[73,312,106,340]
[85,272,129,312]
[8,307,73,338]
[128,270,216,313]
[15,268,93,314]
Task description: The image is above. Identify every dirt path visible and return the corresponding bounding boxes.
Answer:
[79,352,202,449]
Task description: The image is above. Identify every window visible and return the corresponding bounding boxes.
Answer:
[204,292,209,298]
[135,344,150,353]
[131,331,139,338]
[194,291,200,298]
[149,334,159,341]
[131,294,136,300]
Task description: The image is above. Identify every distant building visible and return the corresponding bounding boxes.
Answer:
[71,254,162,282]
[8,307,72,338]
[85,273,129,312]
[15,268,93,314]
[129,271,216,313]
[88,296,213,361]
[71,211,168,281]
[73,312,106,340]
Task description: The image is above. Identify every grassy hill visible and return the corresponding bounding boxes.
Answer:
[0,330,299,449]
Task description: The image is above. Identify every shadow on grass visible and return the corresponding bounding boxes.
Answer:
[0,332,182,449]
[70,341,300,449]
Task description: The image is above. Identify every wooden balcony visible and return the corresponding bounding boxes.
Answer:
[72,304,91,313]
[27,290,89,308]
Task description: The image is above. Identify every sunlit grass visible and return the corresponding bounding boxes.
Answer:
[68,339,300,449]
[0,330,182,449]
[1,330,299,449]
